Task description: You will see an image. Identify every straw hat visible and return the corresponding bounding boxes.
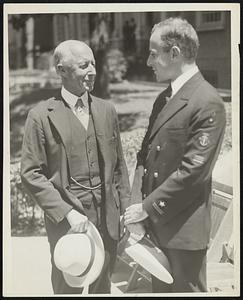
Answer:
[54,221,105,287]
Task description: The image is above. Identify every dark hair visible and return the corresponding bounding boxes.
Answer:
[152,17,199,61]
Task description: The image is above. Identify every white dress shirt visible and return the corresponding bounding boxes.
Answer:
[170,65,199,99]
[61,86,89,130]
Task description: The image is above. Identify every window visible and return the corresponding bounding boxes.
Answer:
[196,11,226,31]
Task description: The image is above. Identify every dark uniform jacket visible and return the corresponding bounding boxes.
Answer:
[131,72,226,250]
[21,92,130,241]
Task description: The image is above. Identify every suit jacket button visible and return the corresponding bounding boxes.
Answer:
[144,168,147,174]
[148,144,152,150]
[156,145,161,151]
[143,193,147,198]
[154,172,158,178]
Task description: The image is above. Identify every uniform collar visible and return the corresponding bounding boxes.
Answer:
[61,86,89,108]
[171,65,199,98]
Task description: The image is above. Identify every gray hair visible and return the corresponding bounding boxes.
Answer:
[53,40,90,68]
[152,17,199,61]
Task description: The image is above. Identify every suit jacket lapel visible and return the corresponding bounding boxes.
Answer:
[149,72,204,141]
[47,94,73,165]
[149,94,188,140]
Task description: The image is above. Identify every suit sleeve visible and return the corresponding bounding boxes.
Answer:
[111,106,131,215]
[21,110,73,224]
[143,98,226,225]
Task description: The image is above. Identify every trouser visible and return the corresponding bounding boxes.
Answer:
[151,248,207,293]
[45,193,118,294]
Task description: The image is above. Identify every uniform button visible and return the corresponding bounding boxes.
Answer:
[156,145,161,151]
[154,172,159,178]
[148,144,152,150]
[143,193,147,198]
[158,201,166,208]
[144,168,147,175]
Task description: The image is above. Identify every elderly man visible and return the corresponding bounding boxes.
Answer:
[21,40,130,294]
[124,18,226,292]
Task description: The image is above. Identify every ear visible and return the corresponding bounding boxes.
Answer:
[56,63,67,77]
[170,46,181,60]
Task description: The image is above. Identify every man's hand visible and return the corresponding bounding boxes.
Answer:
[66,209,89,233]
[127,222,146,236]
[124,203,148,225]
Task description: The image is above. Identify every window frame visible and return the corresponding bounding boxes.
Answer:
[195,11,226,32]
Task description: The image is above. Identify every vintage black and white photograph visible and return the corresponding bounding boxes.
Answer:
[3,3,240,297]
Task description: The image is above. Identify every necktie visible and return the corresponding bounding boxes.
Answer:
[74,98,89,130]
[145,84,172,137]
[165,83,172,103]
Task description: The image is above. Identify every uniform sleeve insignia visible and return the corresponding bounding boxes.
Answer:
[192,154,205,165]
[152,202,164,215]
[199,133,210,147]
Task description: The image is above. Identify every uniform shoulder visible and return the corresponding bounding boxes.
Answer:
[197,79,224,107]
[190,79,226,120]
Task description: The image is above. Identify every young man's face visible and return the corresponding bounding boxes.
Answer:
[63,45,96,96]
[147,29,176,83]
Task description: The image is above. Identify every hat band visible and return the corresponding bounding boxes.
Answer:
[76,235,95,277]
[77,235,96,278]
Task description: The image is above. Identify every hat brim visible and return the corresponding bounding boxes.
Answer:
[63,221,105,288]
[125,237,173,284]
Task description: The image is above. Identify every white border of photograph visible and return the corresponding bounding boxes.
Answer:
[3,3,240,297]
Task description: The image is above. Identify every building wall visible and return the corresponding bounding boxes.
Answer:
[195,12,231,89]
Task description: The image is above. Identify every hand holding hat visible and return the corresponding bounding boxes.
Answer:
[117,221,146,256]
[127,222,146,244]
[122,206,173,284]
[66,209,89,233]
[54,220,105,289]
[124,203,148,224]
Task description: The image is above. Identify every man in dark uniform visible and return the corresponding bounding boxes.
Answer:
[124,18,226,292]
[21,40,130,294]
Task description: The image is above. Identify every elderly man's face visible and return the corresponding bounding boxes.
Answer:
[63,44,96,96]
[147,29,176,83]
